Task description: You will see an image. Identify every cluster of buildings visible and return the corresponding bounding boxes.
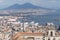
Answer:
[0,16,19,40]
[13,22,60,40]
[0,16,60,40]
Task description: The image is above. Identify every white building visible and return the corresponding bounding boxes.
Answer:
[13,23,60,40]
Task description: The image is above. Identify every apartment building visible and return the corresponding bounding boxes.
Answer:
[13,23,60,40]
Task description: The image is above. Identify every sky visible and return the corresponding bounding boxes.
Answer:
[0,0,60,9]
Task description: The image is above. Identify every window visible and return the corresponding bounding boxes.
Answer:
[27,37,34,40]
[48,38,50,40]
[53,38,55,40]
[47,32,48,36]
[51,31,53,36]
[43,37,45,40]
[43,39,45,40]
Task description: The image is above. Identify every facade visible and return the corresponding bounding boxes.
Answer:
[0,16,60,40]
[0,26,12,40]
[13,23,60,40]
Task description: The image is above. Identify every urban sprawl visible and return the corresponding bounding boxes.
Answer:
[0,16,60,40]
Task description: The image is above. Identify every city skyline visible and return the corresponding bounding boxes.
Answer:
[0,0,60,9]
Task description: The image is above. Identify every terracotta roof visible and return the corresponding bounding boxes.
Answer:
[13,32,44,40]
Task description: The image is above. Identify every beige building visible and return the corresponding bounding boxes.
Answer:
[12,23,60,40]
[13,32,44,40]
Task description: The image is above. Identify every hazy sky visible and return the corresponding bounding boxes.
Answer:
[0,0,60,9]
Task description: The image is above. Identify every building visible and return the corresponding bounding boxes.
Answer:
[13,23,60,40]
[0,16,60,40]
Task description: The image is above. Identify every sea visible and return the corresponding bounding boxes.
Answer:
[18,15,60,26]
[0,14,60,26]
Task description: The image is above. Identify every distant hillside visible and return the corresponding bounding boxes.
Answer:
[1,3,59,16]
[4,3,50,10]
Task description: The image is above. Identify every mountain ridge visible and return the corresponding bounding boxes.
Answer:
[4,3,51,10]
[1,3,59,16]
